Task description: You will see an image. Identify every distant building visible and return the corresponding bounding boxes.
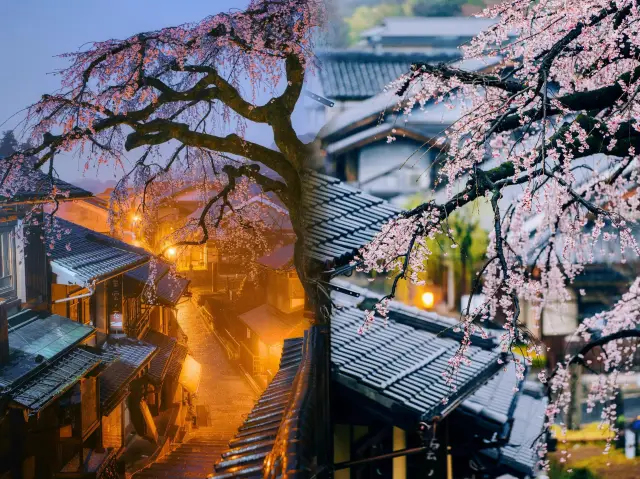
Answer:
[239,244,307,383]
[46,217,198,471]
[0,171,197,478]
[311,16,504,204]
[48,194,137,243]
[358,16,500,52]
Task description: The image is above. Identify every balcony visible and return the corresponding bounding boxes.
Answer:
[122,299,152,338]
[57,448,118,479]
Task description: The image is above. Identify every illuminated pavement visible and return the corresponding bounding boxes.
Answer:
[132,299,258,478]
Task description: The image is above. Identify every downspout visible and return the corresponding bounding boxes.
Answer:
[52,256,149,304]
[53,286,95,303]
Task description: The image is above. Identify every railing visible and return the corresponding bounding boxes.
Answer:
[240,342,263,375]
[123,303,152,338]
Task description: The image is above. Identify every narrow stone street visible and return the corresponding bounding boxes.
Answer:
[132,300,258,478]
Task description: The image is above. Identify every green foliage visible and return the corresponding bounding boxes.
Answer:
[404,195,490,299]
[407,0,468,16]
[338,0,493,46]
[344,3,410,45]
[531,354,547,368]
[549,457,601,479]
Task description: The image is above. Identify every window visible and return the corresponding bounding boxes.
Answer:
[68,295,92,325]
[0,227,16,297]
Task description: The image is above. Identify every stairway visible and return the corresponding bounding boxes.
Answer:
[131,428,228,478]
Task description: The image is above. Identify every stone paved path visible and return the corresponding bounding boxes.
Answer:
[132,300,257,478]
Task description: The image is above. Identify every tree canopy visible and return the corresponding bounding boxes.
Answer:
[356,0,640,468]
[1,0,324,297]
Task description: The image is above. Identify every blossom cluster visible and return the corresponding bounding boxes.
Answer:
[360,0,640,469]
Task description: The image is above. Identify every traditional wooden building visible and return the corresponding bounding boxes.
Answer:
[208,171,548,478]
[231,244,307,383]
[0,172,123,478]
[48,217,151,335]
[0,308,104,479]
[122,261,190,339]
[329,283,547,479]
[45,217,197,475]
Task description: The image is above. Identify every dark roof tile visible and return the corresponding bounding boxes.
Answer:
[317,50,461,101]
[1,311,96,389]
[125,262,190,306]
[302,171,401,268]
[164,342,188,382]
[212,337,304,478]
[0,169,91,204]
[479,383,547,477]
[331,304,503,423]
[10,347,102,412]
[143,330,178,384]
[49,218,150,285]
[99,336,157,414]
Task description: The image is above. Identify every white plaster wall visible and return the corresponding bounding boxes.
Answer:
[357,139,432,196]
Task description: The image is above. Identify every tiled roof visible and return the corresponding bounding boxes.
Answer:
[360,17,499,42]
[10,346,102,412]
[324,120,445,156]
[0,168,92,204]
[125,262,190,306]
[0,311,96,389]
[331,304,503,423]
[164,342,188,383]
[256,244,295,270]
[143,330,178,385]
[318,57,502,143]
[302,171,401,268]
[458,362,523,438]
[99,336,157,414]
[479,381,547,478]
[238,305,307,346]
[49,218,150,286]
[316,50,460,101]
[212,337,304,478]
[457,361,547,478]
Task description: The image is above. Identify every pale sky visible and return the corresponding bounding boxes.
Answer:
[0,1,319,182]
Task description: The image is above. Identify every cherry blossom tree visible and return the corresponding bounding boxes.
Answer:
[1,0,324,298]
[356,0,640,468]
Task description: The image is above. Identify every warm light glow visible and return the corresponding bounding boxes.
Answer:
[167,247,177,257]
[132,215,141,223]
[179,354,202,395]
[421,291,435,309]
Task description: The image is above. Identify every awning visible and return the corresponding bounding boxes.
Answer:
[10,347,102,413]
[178,354,202,395]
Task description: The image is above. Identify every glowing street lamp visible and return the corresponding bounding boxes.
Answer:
[166,247,177,258]
[421,291,435,309]
[132,215,141,224]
